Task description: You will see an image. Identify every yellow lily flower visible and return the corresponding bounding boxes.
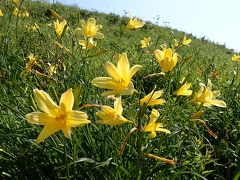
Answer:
[154,48,178,72]
[231,54,240,62]
[54,19,67,40]
[79,38,96,49]
[96,97,131,126]
[141,37,151,48]
[25,53,37,73]
[192,79,227,107]
[75,18,104,39]
[13,8,20,16]
[143,109,170,138]
[126,18,145,30]
[91,53,142,96]
[0,9,4,17]
[140,89,165,107]
[25,89,91,144]
[173,39,179,48]
[175,83,193,96]
[182,35,191,46]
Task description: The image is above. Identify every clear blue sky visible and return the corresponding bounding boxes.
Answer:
[58,0,239,52]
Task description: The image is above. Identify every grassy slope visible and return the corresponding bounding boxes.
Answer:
[0,1,239,179]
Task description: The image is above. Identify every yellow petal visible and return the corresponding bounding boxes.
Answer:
[25,112,55,125]
[150,131,157,138]
[156,127,171,134]
[62,126,72,139]
[207,79,212,90]
[148,99,166,106]
[67,111,91,127]
[209,100,227,107]
[117,53,130,82]
[79,20,86,28]
[74,28,83,36]
[36,124,60,144]
[114,97,123,115]
[97,114,129,126]
[105,62,121,82]
[144,123,155,132]
[92,77,119,89]
[121,81,135,95]
[87,18,96,28]
[129,65,142,79]
[149,109,160,124]
[154,49,164,62]
[95,32,104,39]
[59,89,74,113]
[33,89,59,116]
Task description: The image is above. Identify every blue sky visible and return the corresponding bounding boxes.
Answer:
[58,0,239,52]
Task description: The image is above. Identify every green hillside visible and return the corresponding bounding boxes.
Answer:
[0,0,239,179]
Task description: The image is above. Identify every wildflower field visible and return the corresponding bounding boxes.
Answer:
[0,0,240,179]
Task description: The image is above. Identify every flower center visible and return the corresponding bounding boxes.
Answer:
[56,114,66,125]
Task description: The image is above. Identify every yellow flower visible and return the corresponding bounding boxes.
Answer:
[25,89,91,144]
[47,63,57,75]
[140,89,165,107]
[141,37,151,48]
[25,53,37,73]
[154,48,178,72]
[91,53,142,96]
[182,35,191,46]
[231,54,240,62]
[143,109,170,138]
[79,38,96,49]
[175,83,193,96]
[21,11,29,17]
[0,9,4,17]
[173,39,179,48]
[13,8,20,16]
[126,18,145,30]
[75,18,103,39]
[192,79,227,107]
[54,19,67,40]
[96,97,131,126]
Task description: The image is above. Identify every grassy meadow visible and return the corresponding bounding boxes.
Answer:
[0,0,239,179]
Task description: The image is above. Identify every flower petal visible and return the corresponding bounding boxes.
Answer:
[74,28,83,37]
[105,62,121,82]
[117,53,130,82]
[67,111,91,127]
[121,81,135,95]
[62,126,72,139]
[25,112,55,125]
[60,89,74,113]
[33,89,59,116]
[148,99,166,106]
[129,65,142,79]
[209,100,227,107]
[87,18,96,28]
[114,97,123,115]
[149,109,160,124]
[36,124,60,144]
[92,77,119,89]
